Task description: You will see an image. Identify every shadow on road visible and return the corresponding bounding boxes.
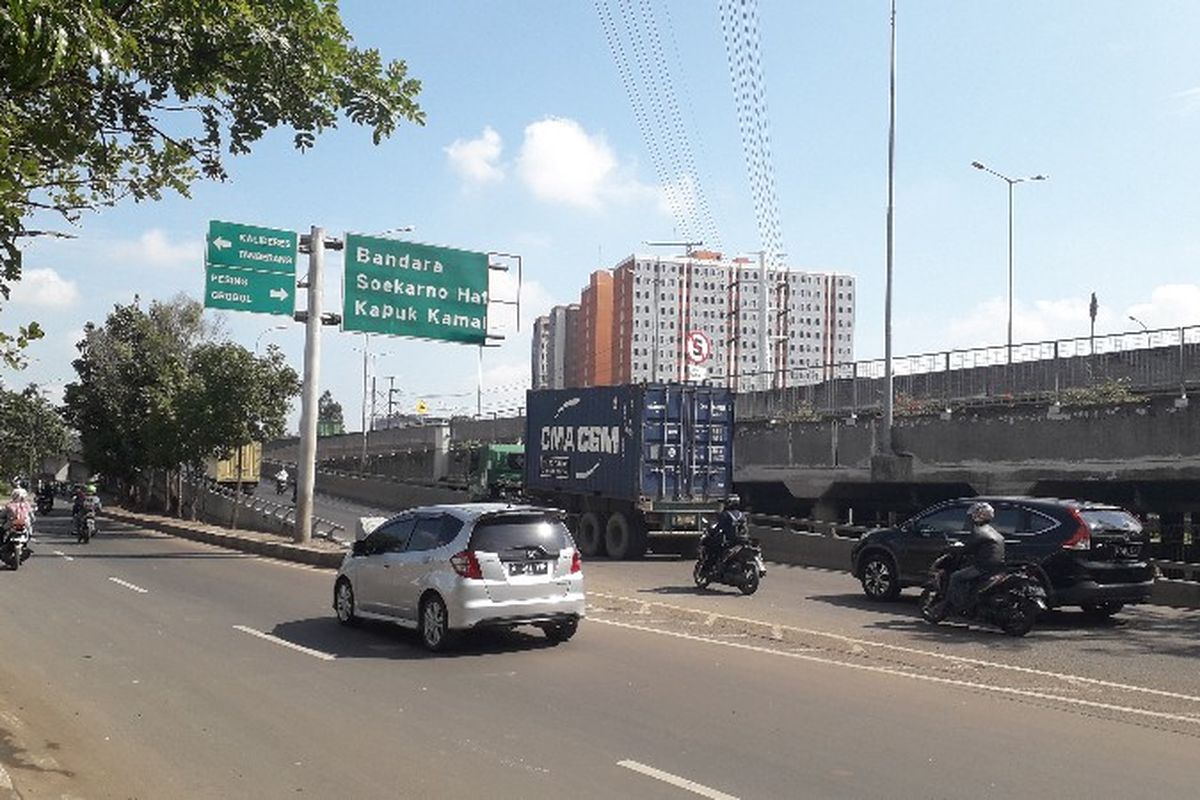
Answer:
[807,592,923,618]
[270,617,563,660]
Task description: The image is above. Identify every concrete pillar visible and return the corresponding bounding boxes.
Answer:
[432,424,452,481]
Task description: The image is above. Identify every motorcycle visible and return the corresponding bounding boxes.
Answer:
[75,510,96,544]
[36,493,53,515]
[693,533,767,595]
[919,544,1047,637]
[1,522,31,570]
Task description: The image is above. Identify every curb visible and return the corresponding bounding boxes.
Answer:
[104,508,345,570]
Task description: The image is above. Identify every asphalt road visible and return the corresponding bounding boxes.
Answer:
[1,511,1197,799]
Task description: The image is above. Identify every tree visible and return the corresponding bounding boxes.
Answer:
[1,0,425,365]
[318,389,344,429]
[63,295,212,488]
[0,384,68,482]
[65,294,300,508]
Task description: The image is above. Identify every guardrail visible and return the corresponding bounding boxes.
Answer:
[201,481,346,544]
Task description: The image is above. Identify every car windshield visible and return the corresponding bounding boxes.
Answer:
[1081,509,1142,533]
[470,514,571,556]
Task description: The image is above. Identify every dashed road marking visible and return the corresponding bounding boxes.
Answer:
[233,625,335,661]
[52,550,73,561]
[618,760,739,800]
[108,577,148,594]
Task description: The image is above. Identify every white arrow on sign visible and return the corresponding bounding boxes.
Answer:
[269,288,288,301]
[212,236,232,250]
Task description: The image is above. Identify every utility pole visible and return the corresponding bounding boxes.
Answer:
[370,375,377,433]
[881,0,897,455]
[295,226,325,544]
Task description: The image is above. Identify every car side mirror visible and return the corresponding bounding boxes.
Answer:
[351,540,367,557]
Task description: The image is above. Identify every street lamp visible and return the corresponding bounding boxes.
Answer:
[254,324,289,354]
[1129,315,1149,333]
[971,161,1049,362]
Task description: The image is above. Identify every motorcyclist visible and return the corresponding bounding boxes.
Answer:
[72,483,102,534]
[946,501,1006,612]
[701,508,748,572]
[2,488,35,558]
[275,467,289,494]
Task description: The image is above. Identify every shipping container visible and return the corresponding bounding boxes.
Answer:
[204,442,263,493]
[524,384,734,558]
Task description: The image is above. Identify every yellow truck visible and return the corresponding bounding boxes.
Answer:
[204,442,263,494]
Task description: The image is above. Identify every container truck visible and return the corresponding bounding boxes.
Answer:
[523,384,735,559]
[204,441,263,494]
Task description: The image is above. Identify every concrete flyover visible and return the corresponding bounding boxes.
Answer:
[735,394,1200,528]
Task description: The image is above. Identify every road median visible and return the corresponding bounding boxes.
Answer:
[104,506,346,569]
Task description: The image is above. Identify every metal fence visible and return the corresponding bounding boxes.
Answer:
[736,324,1200,420]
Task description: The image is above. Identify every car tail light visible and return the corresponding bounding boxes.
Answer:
[570,548,583,574]
[450,550,483,579]
[1062,509,1092,550]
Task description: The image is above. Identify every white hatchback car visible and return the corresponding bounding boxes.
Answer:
[333,503,585,651]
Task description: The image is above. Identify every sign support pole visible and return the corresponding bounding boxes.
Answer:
[295,225,325,543]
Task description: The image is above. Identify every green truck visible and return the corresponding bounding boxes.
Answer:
[466,443,525,502]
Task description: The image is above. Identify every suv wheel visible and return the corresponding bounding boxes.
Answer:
[860,553,901,601]
[334,579,358,626]
[1081,601,1124,620]
[420,595,455,652]
[542,618,579,644]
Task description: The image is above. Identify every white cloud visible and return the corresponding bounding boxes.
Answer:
[104,229,201,268]
[940,284,1200,352]
[445,126,505,184]
[1172,86,1200,116]
[1126,284,1200,329]
[7,267,81,308]
[515,117,657,209]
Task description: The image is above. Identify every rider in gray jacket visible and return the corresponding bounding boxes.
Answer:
[947,502,1006,611]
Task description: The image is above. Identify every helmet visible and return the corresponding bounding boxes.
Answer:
[11,488,28,502]
[968,501,995,524]
[86,484,97,494]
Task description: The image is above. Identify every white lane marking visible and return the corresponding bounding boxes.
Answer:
[108,577,148,594]
[0,760,12,790]
[618,760,739,800]
[232,625,335,661]
[593,618,1200,727]
[52,550,73,561]
[590,591,1200,705]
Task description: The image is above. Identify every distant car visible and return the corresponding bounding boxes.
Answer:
[850,497,1154,618]
[333,503,585,651]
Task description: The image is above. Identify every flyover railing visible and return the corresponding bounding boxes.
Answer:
[735,323,1200,420]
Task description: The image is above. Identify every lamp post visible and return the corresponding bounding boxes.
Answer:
[254,324,289,354]
[971,161,1048,362]
[1129,315,1149,333]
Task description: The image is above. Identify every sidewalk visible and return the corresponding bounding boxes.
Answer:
[105,507,347,569]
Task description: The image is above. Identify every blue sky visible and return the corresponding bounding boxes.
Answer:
[5,0,1200,428]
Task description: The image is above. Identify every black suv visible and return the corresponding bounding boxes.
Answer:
[850,497,1155,618]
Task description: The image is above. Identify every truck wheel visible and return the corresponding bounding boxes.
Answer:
[605,512,647,560]
[577,512,605,557]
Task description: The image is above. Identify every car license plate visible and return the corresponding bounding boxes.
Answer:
[1114,545,1138,559]
[509,561,549,577]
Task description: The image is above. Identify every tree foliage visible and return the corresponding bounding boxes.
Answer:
[63,295,299,484]
[0,383,68,481]
[318,389,343,426]
[0,0,424,364]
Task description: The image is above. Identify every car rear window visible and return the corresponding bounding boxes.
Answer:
[470,514,572,555]
[1080,509,1142,533]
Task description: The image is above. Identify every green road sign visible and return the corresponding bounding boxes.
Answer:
[342,234,489,344]
[207,220,297,273]
[204,264,294,315]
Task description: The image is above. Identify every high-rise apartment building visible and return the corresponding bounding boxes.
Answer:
[533,252,855,392]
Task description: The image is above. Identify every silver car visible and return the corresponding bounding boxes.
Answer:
[333,503,585,651]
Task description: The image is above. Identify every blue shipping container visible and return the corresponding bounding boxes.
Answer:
[524,384,734,507]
